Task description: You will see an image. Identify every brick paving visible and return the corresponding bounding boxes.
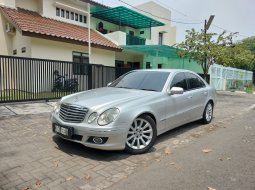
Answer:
[0,92,254,190]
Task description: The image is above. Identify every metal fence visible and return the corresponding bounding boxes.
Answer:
[0,55,132,103]
[209,64,253,91]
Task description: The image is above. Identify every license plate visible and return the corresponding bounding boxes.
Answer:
[54,124,72,138]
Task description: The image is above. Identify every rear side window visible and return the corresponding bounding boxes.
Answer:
[170,72,188,90]
[185,72,206,90]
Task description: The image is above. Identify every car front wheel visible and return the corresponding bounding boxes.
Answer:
[125,115,157,154]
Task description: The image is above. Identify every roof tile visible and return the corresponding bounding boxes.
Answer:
[0,6,121,51]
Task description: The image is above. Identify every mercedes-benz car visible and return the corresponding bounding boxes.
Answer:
[51,69,216,154]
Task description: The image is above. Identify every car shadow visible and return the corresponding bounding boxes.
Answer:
[156,119,214,145]
[52,135,130,161]
[53,119,212,160]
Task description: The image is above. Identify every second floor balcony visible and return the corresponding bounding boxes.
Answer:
[105,31,150,46]
[126,34,146,45]
[92,6,164,46]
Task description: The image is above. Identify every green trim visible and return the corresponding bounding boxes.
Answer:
[91,6,164,29]
[122,45,179,58]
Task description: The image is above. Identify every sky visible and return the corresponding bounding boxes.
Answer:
[93,0,255,43]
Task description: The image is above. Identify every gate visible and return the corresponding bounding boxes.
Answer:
[209,64,253,90]
[0,55,131,103]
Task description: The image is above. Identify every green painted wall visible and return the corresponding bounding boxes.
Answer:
[142,56,203,73]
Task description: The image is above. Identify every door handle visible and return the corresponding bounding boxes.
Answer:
[203,91,208,95]
[187,96,192,99]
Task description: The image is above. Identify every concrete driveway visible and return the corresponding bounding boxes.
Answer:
[0,92,254,190]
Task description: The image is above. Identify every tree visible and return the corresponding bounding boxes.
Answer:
[176,29,254,81]
[216,44,254,70]
[239,36,255,70]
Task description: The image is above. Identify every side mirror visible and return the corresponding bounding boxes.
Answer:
[167,87,184,95]
[107,82,112,87]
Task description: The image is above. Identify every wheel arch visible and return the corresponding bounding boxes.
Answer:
[136,112,157,126]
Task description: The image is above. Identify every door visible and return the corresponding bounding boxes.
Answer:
[164,72,194,130]
[185,72,208,119]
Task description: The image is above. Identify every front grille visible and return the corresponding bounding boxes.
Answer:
[59,103,88,123]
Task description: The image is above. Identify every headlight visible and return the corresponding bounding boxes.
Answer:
[97,108,120,126]
[88,112,98,124]
[53,100,61,114]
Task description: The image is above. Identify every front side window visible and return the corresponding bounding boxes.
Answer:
[73,52,89,75]
[185,72,206,90]
[110,71,170,92]
[170,72,188,90]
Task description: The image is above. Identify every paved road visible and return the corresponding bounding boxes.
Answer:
[0,92,254,190]
[108,103,255,190]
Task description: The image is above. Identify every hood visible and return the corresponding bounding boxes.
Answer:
[61,87,155,111]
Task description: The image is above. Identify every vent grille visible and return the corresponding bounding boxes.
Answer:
[59,103,88,123]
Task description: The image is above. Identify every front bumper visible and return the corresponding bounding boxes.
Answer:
[51,112,129,151]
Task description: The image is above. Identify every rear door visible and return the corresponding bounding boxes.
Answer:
[185,72,208,119]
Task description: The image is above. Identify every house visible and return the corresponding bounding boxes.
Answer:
[0,0,125,68]
[0,0,200,71]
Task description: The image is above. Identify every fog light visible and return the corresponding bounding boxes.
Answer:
[93,137,103,144]
[87,136,108,144]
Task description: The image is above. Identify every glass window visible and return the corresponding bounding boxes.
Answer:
[110,71,170,92]
[185,72,206,90]
[170,73,188,90]
[83,16,87,23]
[75,13,78,21]
[66,11,69,19]
[61,9,65,17]
[71,12,74,20]
[56,7,60,16]
[79,15,83,22]
[159,32,163,45]
[73,52,89,75]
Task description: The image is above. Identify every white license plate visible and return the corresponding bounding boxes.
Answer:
[55,125,69,136]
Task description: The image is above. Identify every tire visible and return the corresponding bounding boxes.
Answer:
[202,101,214,124]
[125,115,157,154]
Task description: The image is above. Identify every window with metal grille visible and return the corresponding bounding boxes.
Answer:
[73,52,89,75]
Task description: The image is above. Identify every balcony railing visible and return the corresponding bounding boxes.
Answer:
[126,34,146,45]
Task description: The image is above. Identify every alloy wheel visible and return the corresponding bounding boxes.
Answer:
[126,118,153,150]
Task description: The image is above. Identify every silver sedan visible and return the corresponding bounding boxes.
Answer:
[51,69,216,154]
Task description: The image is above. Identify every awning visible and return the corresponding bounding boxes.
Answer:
[92,6,165,29]
[122,45,179,58]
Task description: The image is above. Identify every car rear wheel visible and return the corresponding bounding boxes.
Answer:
[202,101,213,124]
[125,115,157,154]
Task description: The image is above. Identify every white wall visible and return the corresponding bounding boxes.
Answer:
[0,14,12,55]
[12,31,31,57]
[135,1,176,46]
[105,31,126,45]
[42,0,89,27]
[90,48,115,67]
[31,38,86,61]
[0,0,15,8]
[31,38,115,66]
[15,0,42,12]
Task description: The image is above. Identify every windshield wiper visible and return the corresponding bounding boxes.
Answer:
[140,88,158,92]
[116,86,132,89]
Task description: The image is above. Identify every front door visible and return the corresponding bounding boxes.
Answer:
[165,72,193,130]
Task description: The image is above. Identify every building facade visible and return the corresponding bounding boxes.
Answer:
[0,0,202,72]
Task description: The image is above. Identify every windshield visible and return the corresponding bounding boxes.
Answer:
[110,71,170,92]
